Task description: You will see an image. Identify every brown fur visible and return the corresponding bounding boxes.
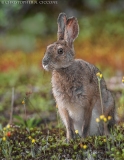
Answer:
[42,13,115,140]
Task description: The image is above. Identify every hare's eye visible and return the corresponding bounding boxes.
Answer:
[58,48,63,54]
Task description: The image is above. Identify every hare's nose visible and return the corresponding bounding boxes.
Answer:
[42,59,48,66]
[42,57,49,66]
[42,51,51,67]
[42,58,50,71]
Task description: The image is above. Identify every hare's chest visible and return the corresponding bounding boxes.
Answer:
[52,79,71,101]
[52,74,83,102]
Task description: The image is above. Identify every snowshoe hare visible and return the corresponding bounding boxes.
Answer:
[42,13,115,141]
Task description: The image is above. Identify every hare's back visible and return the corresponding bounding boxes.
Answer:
[75,59,99,76]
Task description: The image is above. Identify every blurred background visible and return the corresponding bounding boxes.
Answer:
[0,0,124,126]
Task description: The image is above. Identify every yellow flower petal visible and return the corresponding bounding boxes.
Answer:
[100,115,104,120]
[83,145,87,149]
[96,118,100,123]
[108,116,112,120]
[3,127,6,131]
[2,137,6,141]
[100,74,102,78]
[6,124,10,129]
[22,100,25,104]
[103,117,107,122]
[96,72,100,77]
[31,139,36,143]
[75,130,78,134]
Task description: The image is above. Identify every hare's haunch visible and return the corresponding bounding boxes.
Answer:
[42,13,115,140]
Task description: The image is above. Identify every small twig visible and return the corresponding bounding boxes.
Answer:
[9,87,14,125]
[23,98,27,121]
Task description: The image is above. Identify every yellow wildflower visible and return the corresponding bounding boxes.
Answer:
[3,127,6,131]
[96,72,100,77]
[28,136,32,139]
[103,139,106,142]
[122,79,124,83]
[108,116,112,120]
[6,124,10,129]
[100,74,102,78]
[103,117,107,122]
[75,130,78,134]
[22,100,25,104]
[31,139,36,143]
[80,143,83,148]
[96,72,102,79]
[83,145,87,149]
[100,115,104,120]
[2,137,6,141]
[96,118,100,123]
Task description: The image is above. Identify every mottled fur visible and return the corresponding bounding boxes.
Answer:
[42,13,115,140]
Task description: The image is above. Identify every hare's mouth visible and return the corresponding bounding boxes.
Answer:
[43,64,49,71]
[43,64,54,71]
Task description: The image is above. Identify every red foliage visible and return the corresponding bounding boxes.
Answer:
[7,132,11,137]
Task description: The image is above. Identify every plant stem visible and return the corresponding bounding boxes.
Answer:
[98,80,103,115]
[122,88,124,116]
[23,102,27,121]
[9,87,14,124]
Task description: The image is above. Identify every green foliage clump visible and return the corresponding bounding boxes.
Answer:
[0,124,124,160]
[79,12,124,41]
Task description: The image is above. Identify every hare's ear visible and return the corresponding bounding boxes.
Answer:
[64,17,79,47]
[57,13,67,40]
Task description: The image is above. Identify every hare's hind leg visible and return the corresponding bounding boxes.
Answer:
[90,107,103,136]
[58,106,74,141]
[82,98,100,137]
[103,91,115,134]
[82,100,96,138]
[82,108,93,137]
[108,108,115,129]
[105,103,115,134]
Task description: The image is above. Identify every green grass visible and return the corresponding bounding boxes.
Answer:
[0,65,55,125]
